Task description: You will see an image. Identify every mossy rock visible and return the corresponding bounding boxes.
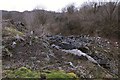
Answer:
[46,70,78,80]
[3,67,78,79]
[4,67,40,78]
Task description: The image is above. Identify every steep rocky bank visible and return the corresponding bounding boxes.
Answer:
[2,27,119,78]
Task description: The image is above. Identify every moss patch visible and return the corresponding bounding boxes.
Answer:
[4,67,40,78]
[47,70,78,79]
[3,67,78,79]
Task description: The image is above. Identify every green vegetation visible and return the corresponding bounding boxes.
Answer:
[4,48,13,57]
[4,67,78,79]
[3,27,24,37]
[4,67,40,78]
[47,70,78,79]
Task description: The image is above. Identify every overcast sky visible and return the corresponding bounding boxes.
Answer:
[0,0,116,12]
[0,0,89,12]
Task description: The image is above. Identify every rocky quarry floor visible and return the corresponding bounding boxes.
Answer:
[2,27,120,79]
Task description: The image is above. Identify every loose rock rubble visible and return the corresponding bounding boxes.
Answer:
[2,29,119,78]
[46,35,119,76]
